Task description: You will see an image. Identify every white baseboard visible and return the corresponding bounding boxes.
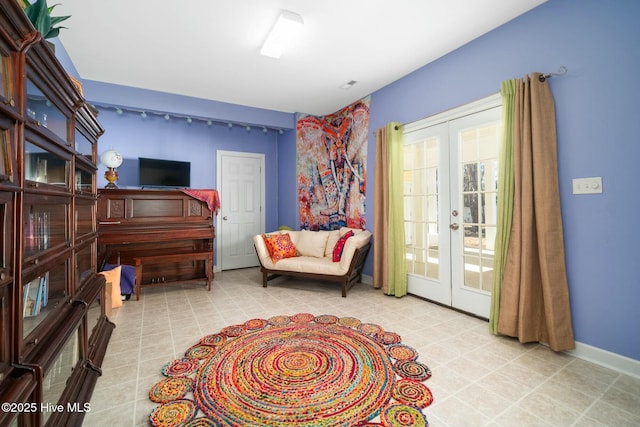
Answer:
[565,341,640,379]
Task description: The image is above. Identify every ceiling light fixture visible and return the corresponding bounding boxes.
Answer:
[95,105,287,134]
[260,10,304,59]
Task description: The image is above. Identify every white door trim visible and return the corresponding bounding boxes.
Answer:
[403,93,502,318]
[215,150,266,272]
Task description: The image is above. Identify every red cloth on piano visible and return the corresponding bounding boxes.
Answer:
[183,189,220,214]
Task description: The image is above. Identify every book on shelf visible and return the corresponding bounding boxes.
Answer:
[33,278,43,315]
[23,277,41,317]
[25,211,50,251]
[41,272,49,308]
[22,280,30,315]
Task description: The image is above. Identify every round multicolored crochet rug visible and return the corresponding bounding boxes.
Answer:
[149,314,432,427]
[149,399,197,427]
[149,377,193,403]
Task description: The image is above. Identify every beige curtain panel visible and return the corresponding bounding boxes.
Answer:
[373,126,390,293]
[496,73,575,352]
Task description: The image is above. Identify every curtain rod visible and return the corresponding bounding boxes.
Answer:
[539,65,568,82]
[391,68,567,131]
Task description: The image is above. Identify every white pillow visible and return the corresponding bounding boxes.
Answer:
[296,230,330,258]
[340,227,364,236]
[324,230,342,258]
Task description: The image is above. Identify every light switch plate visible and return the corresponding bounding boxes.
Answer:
[572,177,602,194]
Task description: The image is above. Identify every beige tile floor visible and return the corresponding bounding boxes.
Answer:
[83,268,640,426]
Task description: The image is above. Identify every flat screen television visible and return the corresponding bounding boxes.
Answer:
[138,157,191,188]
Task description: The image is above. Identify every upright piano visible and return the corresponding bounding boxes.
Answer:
[97,189,217,298]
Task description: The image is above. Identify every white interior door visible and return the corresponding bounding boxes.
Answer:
[217,151,265,270]
[403,95,501,318]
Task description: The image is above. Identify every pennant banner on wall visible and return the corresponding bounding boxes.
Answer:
[296,97,370,230]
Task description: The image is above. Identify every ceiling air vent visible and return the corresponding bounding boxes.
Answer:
[340,80,358,90]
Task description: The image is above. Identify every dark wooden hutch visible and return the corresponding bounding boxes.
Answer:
[0,2,112,426]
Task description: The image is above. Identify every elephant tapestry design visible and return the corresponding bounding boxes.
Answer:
[296,97,369,230]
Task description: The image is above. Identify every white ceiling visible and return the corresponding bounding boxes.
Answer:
[57,0,547,117]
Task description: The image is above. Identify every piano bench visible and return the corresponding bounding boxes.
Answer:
[133,251,213,300]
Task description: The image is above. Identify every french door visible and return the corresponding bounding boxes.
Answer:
[403,95,501,318]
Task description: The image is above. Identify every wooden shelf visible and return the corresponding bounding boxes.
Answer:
[0,2,110,426]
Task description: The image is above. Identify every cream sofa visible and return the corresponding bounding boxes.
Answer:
[253,228,372,297]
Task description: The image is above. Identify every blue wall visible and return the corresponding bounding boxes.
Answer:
[92,108,285,232]
[367,0,639,361]
[60,0,639,361]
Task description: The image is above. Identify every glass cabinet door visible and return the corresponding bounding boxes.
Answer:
[74,166,94,194]
[0,116,16,185]
[86,296,103,341]
[42,327,80,426]
[74,129,94,163]
[74,243,94,291]
[0,191,11,380]
[25,79,69,143]
[75,198,94,238]
[0,53,16,113]
[0,192,12,283]
[23,196,69,259]
[22,258,69,340]
[0,283,10,382]
[24,140,70,189]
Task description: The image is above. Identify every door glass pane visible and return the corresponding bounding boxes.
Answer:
[404,137,439,280]
[459,121,500,293]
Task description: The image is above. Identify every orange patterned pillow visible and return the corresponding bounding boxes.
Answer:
[262,233,297,263]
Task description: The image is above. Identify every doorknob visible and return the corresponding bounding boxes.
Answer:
[449,223,459,230]
[223,216,228,220]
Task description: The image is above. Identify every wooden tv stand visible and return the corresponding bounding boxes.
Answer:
[97,189,216,298]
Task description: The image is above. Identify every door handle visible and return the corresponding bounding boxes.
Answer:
[449,223,459,230]
[223,216,228,220]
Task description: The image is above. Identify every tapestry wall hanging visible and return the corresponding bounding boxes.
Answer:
[296,97,369,230]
